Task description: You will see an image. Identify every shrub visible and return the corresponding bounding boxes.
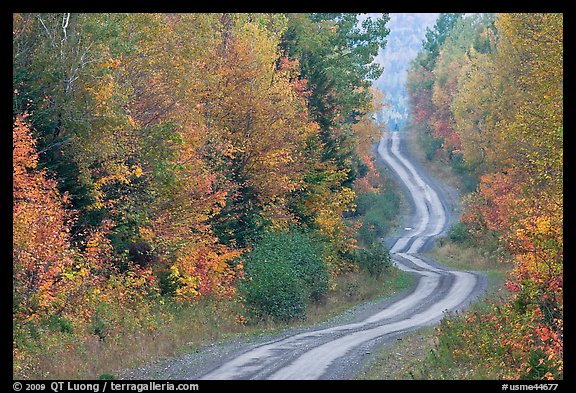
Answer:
[418,129,444,161]
[448,221,472,244]
[449,152,478,192]
[239,229,329,322]
[354,242,392,279]
[355,191,399,246]
[46,315,74,334]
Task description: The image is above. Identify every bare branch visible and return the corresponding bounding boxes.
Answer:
[37,137,72,155]
[62,13,70,42]
[36,14,54,46]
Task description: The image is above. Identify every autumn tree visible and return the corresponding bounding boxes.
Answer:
[194,15,316,244]
[351,88,386,194]
[277,14,391,268]
[406,11,562,378]
[281,13,389,183]
[430,14,495,155]
[445,13,562,379]
[13,14,136,234]
[406,13,463,160]
[13,12,403,378]
[13,115,76,321]
[13,11,397,337]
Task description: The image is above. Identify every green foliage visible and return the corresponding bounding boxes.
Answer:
[155,266,182,297]
[282,13,390,128]
[209,173,264,249]
[449,152,478,193]
[419,13,464,71]
[408,14,496,167]
[447,221,472,245]
[352,161,398,278]
[523,349,556,380]
[355,191,399,245]
[46,315,75,334]
[13,12,402,378]
[412,297,563,380]
[281,13,390,196]
[405,13,563,380]
[239,229,329,322]
[418,128,444,161]
[354,242,392,279]
[243,265,307,323]
[90,309,110,341]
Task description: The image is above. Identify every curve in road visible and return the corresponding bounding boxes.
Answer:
[198,131,484,380]
[190,132,484,380]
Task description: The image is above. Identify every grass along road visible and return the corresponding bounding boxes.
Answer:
[121,131,486,380]
[357,126,510,381]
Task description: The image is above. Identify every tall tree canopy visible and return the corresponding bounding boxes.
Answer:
[13,13,390,378]
[406,12,563,379]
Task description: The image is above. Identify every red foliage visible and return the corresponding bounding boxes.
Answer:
[462,167,562,378]
[407,65,435,125]
[462,171,525,236]
[13,116,77,319]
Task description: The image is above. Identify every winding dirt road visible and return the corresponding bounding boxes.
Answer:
[122,131,486,380]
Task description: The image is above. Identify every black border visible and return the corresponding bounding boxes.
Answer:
[8,5,573,389]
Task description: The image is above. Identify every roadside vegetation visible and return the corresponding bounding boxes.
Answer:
[13,12,561,381]
[361,13,562,380]
[12,13,408,378]
[358,151,513,380]
[13,13,407,379]
[15,158,410,380]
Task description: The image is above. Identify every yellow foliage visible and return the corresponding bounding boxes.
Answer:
[132,165,143,178]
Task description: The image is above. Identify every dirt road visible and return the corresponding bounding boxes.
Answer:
[122,131,486,380]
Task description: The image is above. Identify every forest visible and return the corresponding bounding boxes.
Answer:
[406,13,562,379]
[13,13,393,378]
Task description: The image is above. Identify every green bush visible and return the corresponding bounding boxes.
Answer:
[355,191,399,246]
[239,229,329,322]
[46,314,74,334]
[418,129,444,161]
[355,192,399,219]
[449,152,478,193]
[447,221,472,244]
[90,309,109,341]
[354,242,392,279]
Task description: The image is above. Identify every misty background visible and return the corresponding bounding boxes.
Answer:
[368,13,439,131]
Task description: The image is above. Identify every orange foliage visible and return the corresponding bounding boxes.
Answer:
[13,116,159,327]
[354,154,384,195]
[462,167,562,378]
[13,115,76,321]
[433,13,563,379]
[462,171,522,234]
